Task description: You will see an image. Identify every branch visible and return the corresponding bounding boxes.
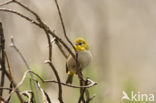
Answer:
[11,0,52,61]
[86,94,96,103]
[78,87,86,103]
[0,22,5,96]
[54,39,68,59]
[0,23,24,103]
[5,52,13,82]
[11,0,74,60]
[0,96,6,102]
[5,53,13,102]
[0,6,75,60]
[45,60,64,103]
[0,0,13,7]
[54,0,76,53]
[0,8,40,26]
[4,53,24,102]
[45,79,97,89]
[21,90,34,103]
[78,72,86,103]
[34,80,52,103]
[18,70,97,89]
[15,0,75,60]
[10,36,40,103]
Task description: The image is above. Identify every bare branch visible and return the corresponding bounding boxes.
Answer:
[0,87,15,91]
[12,0,53,61]
[45,60,64,103]
[10,36,40,103]
[1,22,24,103]
[21,90,34,103]
[54,0,77,53]
[11,0,75,59]
[86,94,96,103]
[5,52,13,82]
[0,96,6,102]
[0,0,13,7]
[0,22,5,96]
[78,87,86,103]
[0,8,40,26]
[55,39,68,59]
[19,70,97,89]
[0,7,75,60]
[34,80,52,103]
[4,68,96,102]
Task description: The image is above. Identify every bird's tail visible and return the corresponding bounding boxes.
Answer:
[66,71,74,84]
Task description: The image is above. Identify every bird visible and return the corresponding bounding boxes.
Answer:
[66,37,92,84]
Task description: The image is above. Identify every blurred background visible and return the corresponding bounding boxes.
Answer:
[0,0,156,103]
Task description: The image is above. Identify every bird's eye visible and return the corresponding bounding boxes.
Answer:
[79,42,84,45]
[75,42,84,46]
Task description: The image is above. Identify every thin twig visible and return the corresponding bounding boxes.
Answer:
[79,79,91,103]
[6,54,13,102]
[0,87,14,91]
[0,0,13,7]
[78,87,86,103]
[3,70,24,102]
[0,8,40,26]
[10,0,72,60]
[85,89,90,102]
[54,0,76,52]
[1,23,24,103]
[84,79,90,102]
[7,69,96,102]
[86,94,96,103]
[34,80,52,103]
[29,79,35,103]
[0,96,6,102]
[45,60,64,103]
[78,72,86,103]
[11,0,52,61]
[0,22,5,96]
[55,40,68,59]
[21,90,33,103]
[13,0,75,59]
[10,36,40,103]
[45,79,97,88]
[0,7,75,60]
[4,69,96,102]
[4,52,13,82]
[15,70,97,89]
[4,53,24,103]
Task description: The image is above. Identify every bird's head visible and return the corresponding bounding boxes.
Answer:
[74,37,89,51]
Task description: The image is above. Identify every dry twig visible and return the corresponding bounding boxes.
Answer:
[0,23,24,103]
[10,36,40,103]
[0,22,5,96]
[45,60,64,103]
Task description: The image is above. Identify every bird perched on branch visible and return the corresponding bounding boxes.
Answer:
[66,37,92,84]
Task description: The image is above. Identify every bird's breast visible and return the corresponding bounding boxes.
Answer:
[78,50,92,68]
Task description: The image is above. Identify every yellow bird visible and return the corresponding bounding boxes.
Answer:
[66,37,92,84]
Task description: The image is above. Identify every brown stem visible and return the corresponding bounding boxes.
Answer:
[0,22,5,96]
[45,60,63,103]
[54,0,76,53]
[5,53,24,103]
